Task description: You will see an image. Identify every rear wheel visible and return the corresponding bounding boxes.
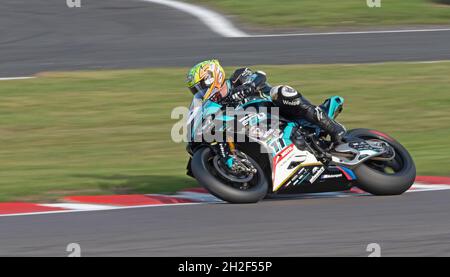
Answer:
[191,147,268,203]
[349,129,416,195]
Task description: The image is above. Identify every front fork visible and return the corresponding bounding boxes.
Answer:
[186,140,235,178]
[211,138,236,169]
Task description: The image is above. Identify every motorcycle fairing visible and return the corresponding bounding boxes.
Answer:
[336,166,357,181]
[321,96,344,119]
[271,143,322,192]
[188,94,359,194]
[270,121,358,193]
[276,165,353,194]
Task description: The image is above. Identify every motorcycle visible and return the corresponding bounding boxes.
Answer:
[185,80,416,204]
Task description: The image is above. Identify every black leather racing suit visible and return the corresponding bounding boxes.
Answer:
[228,68,346,143]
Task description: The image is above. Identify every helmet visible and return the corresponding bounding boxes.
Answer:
[186,60,226,100]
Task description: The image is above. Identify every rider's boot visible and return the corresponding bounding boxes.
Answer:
[303,105,346,144]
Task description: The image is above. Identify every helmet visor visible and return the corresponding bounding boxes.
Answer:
[189,79,209,97]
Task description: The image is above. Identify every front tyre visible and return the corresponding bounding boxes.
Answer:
[191,147,268,203]
[349,129,416,195]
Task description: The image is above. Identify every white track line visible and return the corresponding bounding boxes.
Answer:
[0,77,35,81]
[139,0,248,37]
[249,28,450,38]
[138,0,450,38]
[136,0,450,38]
[321,60,450,67]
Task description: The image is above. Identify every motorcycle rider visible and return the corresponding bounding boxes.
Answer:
[186,59,346,144]
[185,59,347,172]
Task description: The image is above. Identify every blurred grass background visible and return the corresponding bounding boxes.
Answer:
[188,0,450,29]
[0,61,449,202]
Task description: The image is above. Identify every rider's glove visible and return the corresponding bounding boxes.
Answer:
[230,84,254,103]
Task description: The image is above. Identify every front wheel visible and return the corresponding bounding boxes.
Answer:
[191,147,268,203]
[349,129,416,195]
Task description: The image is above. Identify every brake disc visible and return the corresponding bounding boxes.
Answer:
[212,156,254,183]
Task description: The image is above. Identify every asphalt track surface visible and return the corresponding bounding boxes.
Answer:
[1,0,450,256]
[2,190,450,256]
[1,0,450,76]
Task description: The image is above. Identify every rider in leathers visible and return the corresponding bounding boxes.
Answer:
[186,60,346,170]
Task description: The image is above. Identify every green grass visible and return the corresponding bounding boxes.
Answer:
[1,62,450,202]
[189,0,450,29]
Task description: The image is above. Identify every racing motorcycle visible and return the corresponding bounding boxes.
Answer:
[185,78,416,204]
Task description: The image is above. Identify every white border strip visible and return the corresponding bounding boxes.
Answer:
[0,77,35,81]
[2,183,449,217]
[139,0,248,37]
[0,202,205,218]
[41,203,119,211]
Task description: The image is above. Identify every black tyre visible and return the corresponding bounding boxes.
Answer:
[349,128,416,195]
[191,147,268,203]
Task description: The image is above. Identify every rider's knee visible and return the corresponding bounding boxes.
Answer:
[271,85,308,107]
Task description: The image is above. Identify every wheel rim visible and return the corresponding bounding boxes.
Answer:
[204,151,261,191]
[359,137,405,175]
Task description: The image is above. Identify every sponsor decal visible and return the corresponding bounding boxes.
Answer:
[239,113,266,126]
[292,175,306,186]
[309,167,325,184]
[274,144,295,164]
[282,99,300,106]
[321,174,343,179]
[248,126,280,141]
[291,168,306,182]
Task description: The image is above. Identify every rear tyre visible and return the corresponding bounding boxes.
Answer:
[349,129,416,195]
[191,147,268,203]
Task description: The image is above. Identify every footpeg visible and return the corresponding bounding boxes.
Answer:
[331,140,391,166]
